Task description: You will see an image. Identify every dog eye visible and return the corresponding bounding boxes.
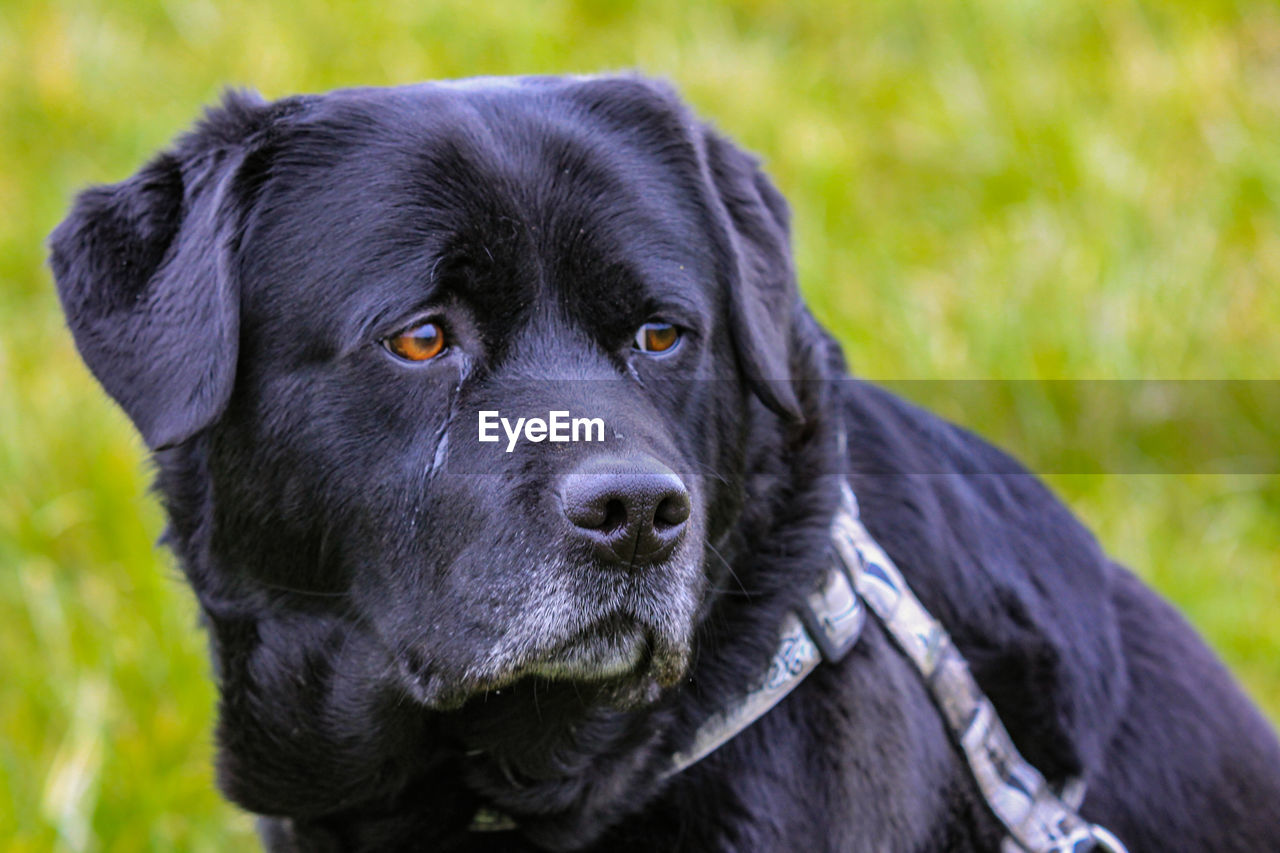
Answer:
[384,321,446,362]
[634,321,680,354]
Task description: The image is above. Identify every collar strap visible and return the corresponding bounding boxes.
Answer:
[667,482,1129,853]
[667,509,867,774]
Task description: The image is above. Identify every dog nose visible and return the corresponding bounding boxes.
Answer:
[560,456,691,566]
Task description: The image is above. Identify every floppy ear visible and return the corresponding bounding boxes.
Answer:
[700,129,805,424]
[49,97,264,450]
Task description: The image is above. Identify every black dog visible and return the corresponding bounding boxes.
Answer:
[50,76,1280,852]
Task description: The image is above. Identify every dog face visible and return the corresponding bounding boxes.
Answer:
[50,77,806,716]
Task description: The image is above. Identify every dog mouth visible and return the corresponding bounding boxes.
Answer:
[395,612,690,711]
[524,616,651,681]
[519,614,691,709]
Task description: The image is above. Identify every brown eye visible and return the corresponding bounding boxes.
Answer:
[384,321,445,362]
[634,321,680,354]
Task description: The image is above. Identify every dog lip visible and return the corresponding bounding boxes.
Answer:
[392,612,693,710]
[526,616,651,681]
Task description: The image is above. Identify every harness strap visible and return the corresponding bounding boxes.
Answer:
[832,482,1128,853]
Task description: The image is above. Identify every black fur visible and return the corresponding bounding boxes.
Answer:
[49,76,1280,852]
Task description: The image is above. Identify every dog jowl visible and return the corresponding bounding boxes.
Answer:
[49,77,1280,852]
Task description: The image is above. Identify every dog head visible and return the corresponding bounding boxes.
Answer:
[50,76,817,729]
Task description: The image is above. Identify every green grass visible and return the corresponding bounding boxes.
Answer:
[3,0,1279,849]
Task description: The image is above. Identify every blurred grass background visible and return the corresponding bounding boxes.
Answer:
[2,0,1279,849]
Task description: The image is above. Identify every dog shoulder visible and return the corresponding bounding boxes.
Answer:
[837,379,1130,781]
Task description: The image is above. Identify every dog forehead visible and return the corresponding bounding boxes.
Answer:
[234,80,719,341]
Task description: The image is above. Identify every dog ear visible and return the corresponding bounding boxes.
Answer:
[48,93,270,450]
[700,129,805,424]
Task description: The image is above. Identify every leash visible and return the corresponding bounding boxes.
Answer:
[473,481,1130,852]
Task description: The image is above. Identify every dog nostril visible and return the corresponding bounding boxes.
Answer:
[654,494,690,530]
[601,498,628,533]
[564,494,630,532]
